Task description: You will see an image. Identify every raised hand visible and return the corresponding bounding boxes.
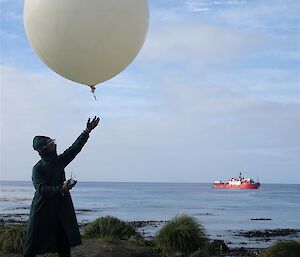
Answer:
[85,116,100,133]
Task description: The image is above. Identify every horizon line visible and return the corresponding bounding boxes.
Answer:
[0,179,299,185]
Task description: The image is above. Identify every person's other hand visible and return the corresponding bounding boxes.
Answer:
[85,116,100,133]
[63,179,77,191]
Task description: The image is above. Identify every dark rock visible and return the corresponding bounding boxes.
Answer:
[237,228,300,238]
[208,239,230,254]
[251,218,272,221]
[197,213,213,216]
[130,220,168,228]
[76,209,94,212]
[228,247,262,257]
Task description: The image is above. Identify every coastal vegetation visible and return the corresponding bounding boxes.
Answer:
[189,249,211,257]
[259,240,300,257]
[82,215,141,240]
[154,215,208,257]
[0,216,299,257]
[0,224,27,253]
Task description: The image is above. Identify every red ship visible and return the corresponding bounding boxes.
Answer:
[213,173,260,189]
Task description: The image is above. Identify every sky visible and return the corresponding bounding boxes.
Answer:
[0,0,299,183]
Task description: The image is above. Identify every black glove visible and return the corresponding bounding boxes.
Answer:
[85,116,100,133]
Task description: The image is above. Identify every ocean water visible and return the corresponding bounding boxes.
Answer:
[0,181,299,248]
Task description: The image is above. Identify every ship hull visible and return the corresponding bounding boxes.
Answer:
[213,183,260,189]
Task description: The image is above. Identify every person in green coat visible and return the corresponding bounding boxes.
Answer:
[23,116,100,257]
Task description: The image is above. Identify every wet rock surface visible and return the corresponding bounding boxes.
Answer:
[209,239,230,254]
[0,214,28,226]
[130,220,168,228]
[208,240,262,257]
[236,228,300,238]
[250,218,272,221]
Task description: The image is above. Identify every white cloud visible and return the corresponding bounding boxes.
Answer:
[0,0,299,183]
[162,83,299,147]
[185,1,210,12]
[1,0,23,21]
[0,29,20,39]
[141,23,266,69]
[226,0,246,5]
[186,0,246,12]
[6,11,22,21]
[213,0,300,34]
[1,65,299,183]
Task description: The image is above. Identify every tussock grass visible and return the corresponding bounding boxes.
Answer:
[82,216,141,240]
[154,215,208,257]
[0,224,27,253]
[189,249,211,257]
[260,240,300,257]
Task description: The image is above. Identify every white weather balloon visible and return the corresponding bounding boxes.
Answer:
[24,0,148,88]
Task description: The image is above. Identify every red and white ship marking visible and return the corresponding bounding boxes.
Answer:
[213,173,260,189]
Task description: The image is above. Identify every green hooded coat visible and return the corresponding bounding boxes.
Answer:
[23,131,89,255]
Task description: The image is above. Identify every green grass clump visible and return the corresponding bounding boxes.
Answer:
[154,215,208,257]
[260,240,300,257]
[82,216,141,240]
[0,224,27,253]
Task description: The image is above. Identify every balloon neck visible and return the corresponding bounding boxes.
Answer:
[89,85,97,100]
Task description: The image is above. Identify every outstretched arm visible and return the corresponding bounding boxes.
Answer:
[60,116,100,167]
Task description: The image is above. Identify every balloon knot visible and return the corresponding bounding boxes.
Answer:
[89,85,97,100]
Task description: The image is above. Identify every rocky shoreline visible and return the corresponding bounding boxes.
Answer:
[127,221,300,257]
[234,228,300,239]
[127,219,300,245]
[1,212,300,257]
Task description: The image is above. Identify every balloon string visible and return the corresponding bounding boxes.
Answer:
[89,85,97,100]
